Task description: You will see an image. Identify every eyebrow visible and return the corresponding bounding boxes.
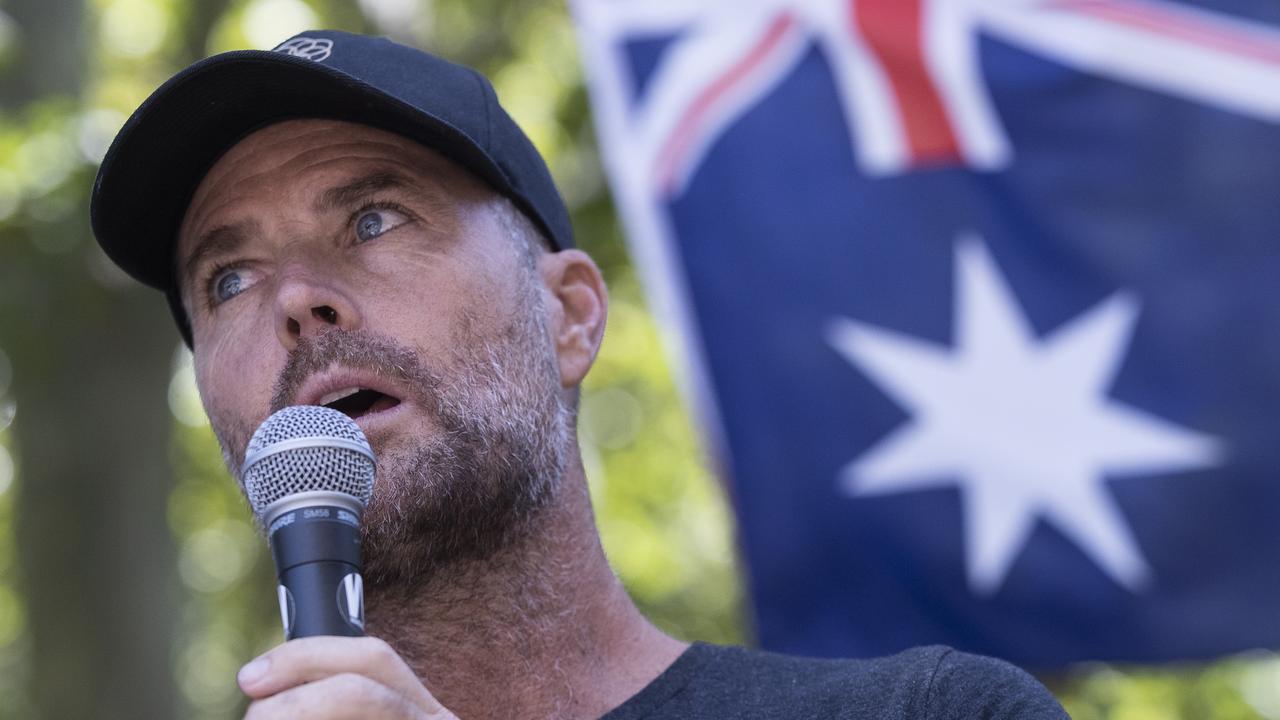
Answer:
[313,170,423,214]
[180,170,426,293]
[181,220,258,292]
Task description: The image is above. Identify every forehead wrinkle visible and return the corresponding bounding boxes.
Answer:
[188,125,483,228]
[187,135,418,223]
[185,154,410,241]
[179,123,491,286]
[313,169,425,214]
[290,155,476,231]
[184,154,464,260]
[265,138,457,185]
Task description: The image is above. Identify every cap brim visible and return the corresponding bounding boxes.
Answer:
[90,49,511,292]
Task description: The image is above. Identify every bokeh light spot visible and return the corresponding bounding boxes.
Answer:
[178,633,242,712]
[358,0,426,37]
[0,401,14,434]
[178,520,258,594]
[14,130,78,196]
[169,348,209,428]
[582,387,642,450]
[102,0,170,58]
[78,109,126,164]
[242,0,319,49]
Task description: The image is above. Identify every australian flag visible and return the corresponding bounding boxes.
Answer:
[572,0,1280,667]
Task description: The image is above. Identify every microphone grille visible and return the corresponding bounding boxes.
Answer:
[242,405,375,519]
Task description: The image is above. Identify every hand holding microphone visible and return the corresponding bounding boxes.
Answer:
[237,406,458,718]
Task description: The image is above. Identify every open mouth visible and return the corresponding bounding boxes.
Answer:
[318,387,402,420]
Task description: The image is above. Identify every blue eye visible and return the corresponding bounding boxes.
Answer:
[356,211,384,241]
[213,269,244,303]
[354,207,409,242]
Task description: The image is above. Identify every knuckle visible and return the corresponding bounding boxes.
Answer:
[363,637,402,669]
[330,671,379,700]
[331,672,416,715]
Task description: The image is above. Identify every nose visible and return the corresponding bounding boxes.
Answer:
[273,269,362,350]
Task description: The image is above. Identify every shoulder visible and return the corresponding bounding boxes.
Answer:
[911,646,1069,719]
[613,643,1066,720]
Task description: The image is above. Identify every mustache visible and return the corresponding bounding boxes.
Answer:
[269,329,443,414]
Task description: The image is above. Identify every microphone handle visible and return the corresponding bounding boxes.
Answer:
[269,505,365,639]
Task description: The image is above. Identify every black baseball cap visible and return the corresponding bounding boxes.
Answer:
[90,29,574,346]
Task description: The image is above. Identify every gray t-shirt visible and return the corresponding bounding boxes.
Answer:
[602,643,1068,719]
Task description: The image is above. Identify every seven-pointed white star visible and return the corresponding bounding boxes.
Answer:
[825,234,1224,595]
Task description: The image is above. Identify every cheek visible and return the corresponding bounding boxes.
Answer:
[359,251,480,343]
[193,329,278,431]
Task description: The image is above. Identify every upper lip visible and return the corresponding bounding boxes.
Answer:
[289,366,406,411]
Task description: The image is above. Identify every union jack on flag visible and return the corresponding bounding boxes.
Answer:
[572,0,1280,666]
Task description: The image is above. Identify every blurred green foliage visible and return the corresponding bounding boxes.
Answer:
[0,0,1276,717]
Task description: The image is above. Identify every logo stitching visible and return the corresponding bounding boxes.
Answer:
[273,37,333,62]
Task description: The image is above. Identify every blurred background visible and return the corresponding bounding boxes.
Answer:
[0,0,1277,718]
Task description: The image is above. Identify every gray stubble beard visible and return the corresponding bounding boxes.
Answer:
[210,271,573,602]
[358,298,573,596]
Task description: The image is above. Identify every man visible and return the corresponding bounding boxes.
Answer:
[90,30,1068,719]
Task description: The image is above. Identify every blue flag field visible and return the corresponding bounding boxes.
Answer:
[573,0,1280,667]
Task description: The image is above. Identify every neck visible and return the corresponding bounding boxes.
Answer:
[363,455,687,719]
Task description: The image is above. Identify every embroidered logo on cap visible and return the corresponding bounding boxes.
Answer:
[273,37,333,62]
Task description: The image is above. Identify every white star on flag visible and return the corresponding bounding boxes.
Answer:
[825,234,1224,595]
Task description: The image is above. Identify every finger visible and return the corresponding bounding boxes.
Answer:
[243,672,435,720]
[238,636,444,713]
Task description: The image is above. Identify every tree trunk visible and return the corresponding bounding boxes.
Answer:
[7,240,179,720]
[1,0,182,716]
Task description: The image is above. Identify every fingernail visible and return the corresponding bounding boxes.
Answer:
[238,657,270,687]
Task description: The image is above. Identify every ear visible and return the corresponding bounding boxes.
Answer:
[539,249,608,388]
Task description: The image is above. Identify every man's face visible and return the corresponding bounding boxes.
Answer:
[177,119,572,586]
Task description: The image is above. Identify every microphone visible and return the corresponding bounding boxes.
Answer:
[242,405,375,639]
